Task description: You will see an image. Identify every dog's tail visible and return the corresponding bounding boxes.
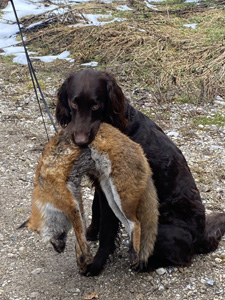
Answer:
[196,212,225,254]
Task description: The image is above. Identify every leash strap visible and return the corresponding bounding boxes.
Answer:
[9,0,58,139]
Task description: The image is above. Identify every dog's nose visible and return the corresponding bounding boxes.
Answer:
[73,133,90,146]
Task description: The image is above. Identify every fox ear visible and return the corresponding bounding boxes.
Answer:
[17,219,29,229]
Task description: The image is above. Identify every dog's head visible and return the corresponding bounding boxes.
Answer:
[56,69,127,146]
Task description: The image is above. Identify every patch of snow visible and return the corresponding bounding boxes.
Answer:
[186,0,199,3]
[117,5,133,11]
[0,0,125,65]
[81,61,98,67]
[69,13,125,28]
[1,0,57,22]
[144,1,159,10]
[183,23,197,29]
[31,51,74,63]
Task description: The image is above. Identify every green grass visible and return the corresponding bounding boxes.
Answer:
[193,113,225,127]
[0,55,13,64]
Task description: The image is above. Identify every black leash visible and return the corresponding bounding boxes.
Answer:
[10,0,58,140]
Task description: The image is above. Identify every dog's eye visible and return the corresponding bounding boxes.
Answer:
[71,102,78,109]
[92,104,100,111]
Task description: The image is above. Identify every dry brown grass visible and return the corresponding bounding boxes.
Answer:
[20,1,225,104]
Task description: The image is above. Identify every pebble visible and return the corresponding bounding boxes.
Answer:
[206,279,214,286]
[24,98,30,104]
[30,292,39,298]
[219,253,225,260]
[136,293,144,299]
[184,284,192,290]
[156,268,166,275]
[215,258,222,263]
[167,131,179,137]
[200,278,206,284]
[7,253,15,258]
[67,287,80,294]
[31,268,43,275]
[0,233,4,241]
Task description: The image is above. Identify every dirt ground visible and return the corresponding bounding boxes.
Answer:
[0,54,225,300]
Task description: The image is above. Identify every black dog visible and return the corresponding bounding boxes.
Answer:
[56,69,225,276]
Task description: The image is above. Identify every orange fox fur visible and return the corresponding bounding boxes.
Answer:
[24,123,159,273]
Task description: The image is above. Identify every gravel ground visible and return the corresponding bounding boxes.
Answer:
[0,59,225,300]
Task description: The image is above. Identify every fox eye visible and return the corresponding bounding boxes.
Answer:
[92,103,100,111]
[71,102,78,109]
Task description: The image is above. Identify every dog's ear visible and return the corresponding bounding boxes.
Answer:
[56,78,71,127]
[103,72,127,131]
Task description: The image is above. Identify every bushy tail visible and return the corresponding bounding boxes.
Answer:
[196,212,225,254]
[137,176,159,264]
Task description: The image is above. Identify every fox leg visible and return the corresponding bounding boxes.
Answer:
[66,206,93,273]
[129,219,141,269]
[52,185,93,273]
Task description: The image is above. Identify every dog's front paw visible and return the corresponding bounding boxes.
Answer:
[83,261,104,277]
[133,260,148,272]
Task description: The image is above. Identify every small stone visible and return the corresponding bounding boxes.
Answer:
[215,258,222,263]
[220,253,225,260]
[7,253,15,258]
[30,292,39,298]
[24,98,30,104]
[31,268,43,275]
[0,233,4,241]
[184,284,192,290]
[136,293,144,299]
[19,247,25,252]
[156,268,166,275]
[206,279,214,286]
[158,285,165,291]
[167,131,179,138]
[68,287,80,294]
[200,278,206,284]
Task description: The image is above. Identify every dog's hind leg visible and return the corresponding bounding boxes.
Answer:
[86,191,100,241]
